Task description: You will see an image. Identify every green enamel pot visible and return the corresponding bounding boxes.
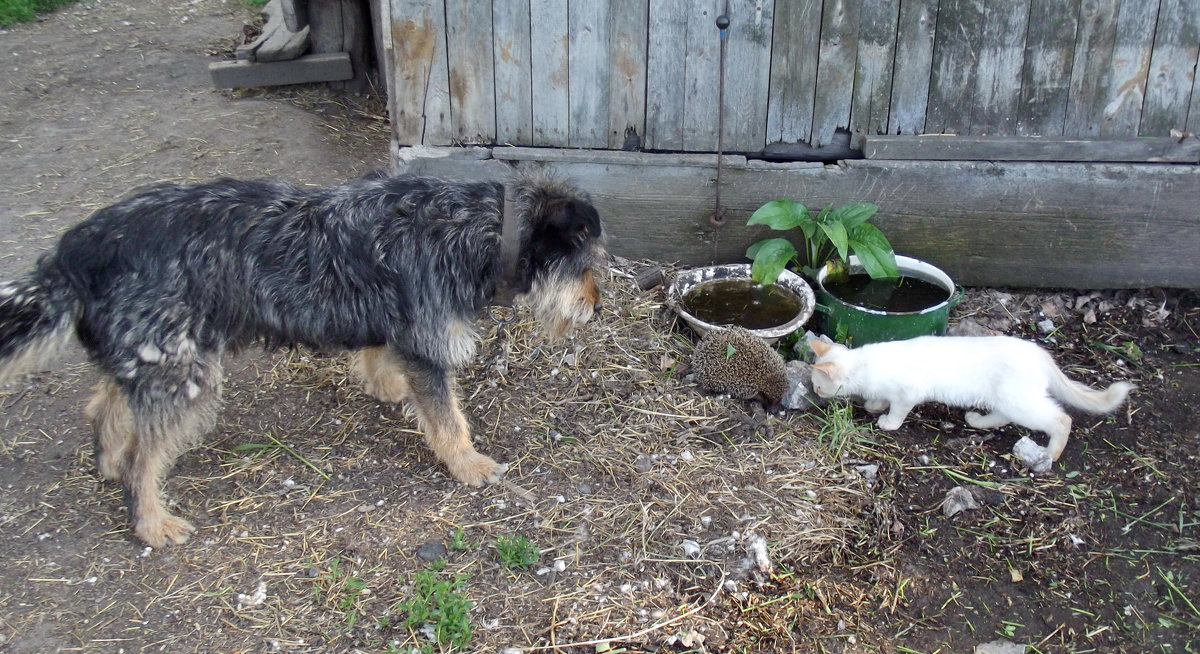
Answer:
[814,255,965,346]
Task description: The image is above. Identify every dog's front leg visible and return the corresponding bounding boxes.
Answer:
[403,360,507,486]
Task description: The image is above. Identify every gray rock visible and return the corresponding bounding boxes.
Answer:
[974,639,1026,654]
[943,486,980,518]
[1012,436,1052,473]
[781,359,825,411]
[416,540,448,562]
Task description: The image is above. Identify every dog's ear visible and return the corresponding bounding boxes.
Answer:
[541,198,601,245]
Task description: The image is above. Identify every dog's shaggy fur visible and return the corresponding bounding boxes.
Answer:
[0,170,604,547]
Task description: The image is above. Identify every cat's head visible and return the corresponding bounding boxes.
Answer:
[808,340,851,398]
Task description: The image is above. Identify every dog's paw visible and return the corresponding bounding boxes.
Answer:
[134,514,196,548]
[447,451,507,487]
[96,454,123,482]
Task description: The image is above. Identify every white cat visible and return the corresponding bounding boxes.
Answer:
[808,336,1134,464]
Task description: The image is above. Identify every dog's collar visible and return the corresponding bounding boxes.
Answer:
[492,183,523,307]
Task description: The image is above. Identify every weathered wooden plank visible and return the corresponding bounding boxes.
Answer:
[862,135,1200,162]
[765,0,821,144]
[1064,0,1119,136]
[850,0,900,147]
[493,0,533,145]
[682,0,723,151]
[370,0,394,114]
[926,0,984,134]
[811,0,861,147]
[446,0,496,143]
[721,0,775,152]
[969,0,1029,135]
[607,0,648,149]
[887,0,936,135]
[1191,58,1200,133]
[1016,0,1079,136]
[1140,0,1200,136]
[645,0,688,150]
[406,150,1200,288]
[568,2,611,148]
[389,0,452,145]
[530,0,569,146]
[1100,0,1160,136]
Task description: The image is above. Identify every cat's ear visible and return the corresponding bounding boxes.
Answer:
[809,340,834,357]
[812,361,840,380]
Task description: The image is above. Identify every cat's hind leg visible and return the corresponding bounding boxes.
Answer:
[965,410,1011,430]
[877,402,914,430]
[864,399,890,414]
[1010,399,1073,461]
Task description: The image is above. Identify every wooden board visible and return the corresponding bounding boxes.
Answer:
[1016,0,1079,136]
[765,0,821,144]
[1101,0,1160,136]
[493,0,534,145]
[389,0,452,144]
[849,0,899,147]
[811,0,861,147]
[720,0,774,152]
[1140,0,1200,136]
[1063,0,1119,136]
[446,0,496,143]
[568,2,611,148]
[887,0,937,135]
[607,0,648,149]
[530,0,569,146]
[682,0,722,152]
[969,0,1029,135]
[926,0,983,134]
[645,0,688,150]
[862,135,1200,162]
[401,148,1200,288]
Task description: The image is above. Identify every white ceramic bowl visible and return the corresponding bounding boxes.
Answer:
[667,264,816,342]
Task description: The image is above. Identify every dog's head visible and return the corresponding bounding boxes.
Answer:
[516,173,606,339]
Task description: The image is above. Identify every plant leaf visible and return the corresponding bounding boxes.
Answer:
[747,238,797,286]
[849,223,898,279]
[725,343,736,360]
[834,202,879,229]
[819,220,850,263]
[747,199,808,230]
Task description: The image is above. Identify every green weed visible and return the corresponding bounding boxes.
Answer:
[494,534,539,569]
[0,0,77,27]
[395,561,473,652]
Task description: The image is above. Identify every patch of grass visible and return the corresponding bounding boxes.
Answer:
[448,527,473,552]
[0,0,77,27]
[233,432,331,480]
[494,534,539,569]
[395,561,473,652]
[812,400,865,460]
[313,558,371,630]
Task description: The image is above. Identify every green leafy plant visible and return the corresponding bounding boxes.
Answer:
[745,200,898,285]
[448,527,473,552]
[395,561,473,652]
[494,535,539,569]
[725,343,737,361]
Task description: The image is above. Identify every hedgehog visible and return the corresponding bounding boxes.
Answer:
[691,327,788,406]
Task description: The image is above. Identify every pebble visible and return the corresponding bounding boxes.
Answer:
[415,540,448,562]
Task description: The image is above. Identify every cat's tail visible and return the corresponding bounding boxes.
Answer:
[0,269,79,387]
[1047,366,1135,414]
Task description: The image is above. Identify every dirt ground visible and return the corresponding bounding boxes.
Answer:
[2,2,1200,653]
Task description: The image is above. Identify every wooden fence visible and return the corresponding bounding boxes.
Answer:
[376,0,1200,153]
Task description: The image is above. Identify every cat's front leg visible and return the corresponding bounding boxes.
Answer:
[877,402,913,430]
[864,398,890,414]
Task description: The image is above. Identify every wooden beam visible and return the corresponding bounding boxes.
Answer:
[397,148,1200,289]
[862,135,1200,162]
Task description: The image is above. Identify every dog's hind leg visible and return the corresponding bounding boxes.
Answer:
[86,378,134,481]
[352,346,410,404]
[121,355,223,547]
[402,359,506,487]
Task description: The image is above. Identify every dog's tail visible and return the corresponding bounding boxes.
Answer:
[0,269,79,386]
[1046,364,1134,414]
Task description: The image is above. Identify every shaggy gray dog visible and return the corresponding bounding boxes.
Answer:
[0,169,605,547]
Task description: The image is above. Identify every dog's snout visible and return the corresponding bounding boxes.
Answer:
[592,299,603,313]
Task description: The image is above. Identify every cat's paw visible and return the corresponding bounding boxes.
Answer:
[877,415,904,430]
